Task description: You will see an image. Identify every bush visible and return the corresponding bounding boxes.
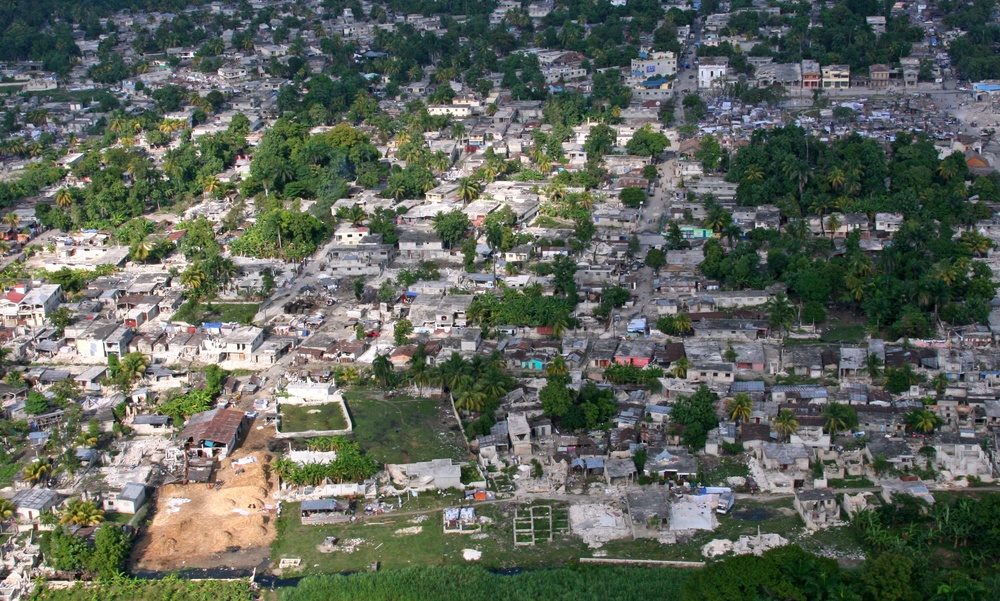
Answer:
[720,442,744,455]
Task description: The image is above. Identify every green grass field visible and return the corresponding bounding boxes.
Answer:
[820,324,867,343]
[343,391,468,464]
[279,403,348,433]
[271,500,587,576]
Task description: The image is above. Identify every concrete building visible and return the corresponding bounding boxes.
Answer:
[822,64,850,89]
[103,483,147,514]
[698,57,729,89]
[385,459,462,491]
[794,489,841,530]
[631,51,677,79]
[12,489,59,523]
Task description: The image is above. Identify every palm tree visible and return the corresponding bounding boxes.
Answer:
[6,137,24,158]
[240,32,256,51]
[180,264,207,293]
[782,158,810,204]
[537,154,553,174]
[905,408,942,434]
[743,164,764,183]
[453,379,486,413]
[201,175,220,198]
[549,311,571,337]
[671,356,691,379]
[545,183,567,203]
[703,204,733,234]
[429,150,450,173]
[725,393,754,423]
[130,238,152,262]
[546,355,569,377]
[1,213,19,231]
[25,108,48,126]
[457,177,481,204]
[822,402,857,436]
[451,122,466,145]
[825,213,841,239]
[930,373,949,397]
[54,188,73,208]
[863,352,884,380]
[371,353,394,388]
[721,222,742,249]
[22,460,50,484]
[937,160,959,181]
[764,292,796,339]
[436,352,468,401]
[826,167,846,192]
[673,314,692,336]
[959,231,991,257]
[59,499,105,526]
[120,352,150,385]
[109,116,128,135]
[407,352,432,396]
[774,409,800,442]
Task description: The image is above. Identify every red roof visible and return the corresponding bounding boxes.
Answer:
[3,292,24,303]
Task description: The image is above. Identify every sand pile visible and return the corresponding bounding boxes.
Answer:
[135,451,279,571]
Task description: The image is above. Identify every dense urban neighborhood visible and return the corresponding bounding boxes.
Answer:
[0,0,998,598]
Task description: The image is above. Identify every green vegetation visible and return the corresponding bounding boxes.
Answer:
[273,501,586,577]
[39,523,132,580]
[283,565,689,601]
[30,576,252,601]
[173,302,260,326]
[947,0,1000,79]
[278,402,349,433]
[819,324,867,343]
[603,363,664,387]
[720,127,998,339]
[701,457,750,487]
[670,385,720,450]
[273,438,378,485]
[540,378,618,430]
[343,391,468,464]
[157,365,230,425]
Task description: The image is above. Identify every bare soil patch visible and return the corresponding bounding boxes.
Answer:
[132,449,278,571]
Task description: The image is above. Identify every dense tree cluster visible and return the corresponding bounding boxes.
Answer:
[669,385,719,450]
[540,377,618,431]
[468,286,575,331]
[41,523,132,580]
[712,127,999,338]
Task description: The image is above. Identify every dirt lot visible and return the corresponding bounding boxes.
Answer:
[132,428,279,571]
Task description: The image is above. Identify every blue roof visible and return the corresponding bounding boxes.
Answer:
[639,77,670,89]
[730,381,766,392]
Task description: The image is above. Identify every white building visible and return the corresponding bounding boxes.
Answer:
[631,51,677,79]
[698,57,729,89]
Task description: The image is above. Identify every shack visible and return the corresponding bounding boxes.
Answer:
[300,499,352,525]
